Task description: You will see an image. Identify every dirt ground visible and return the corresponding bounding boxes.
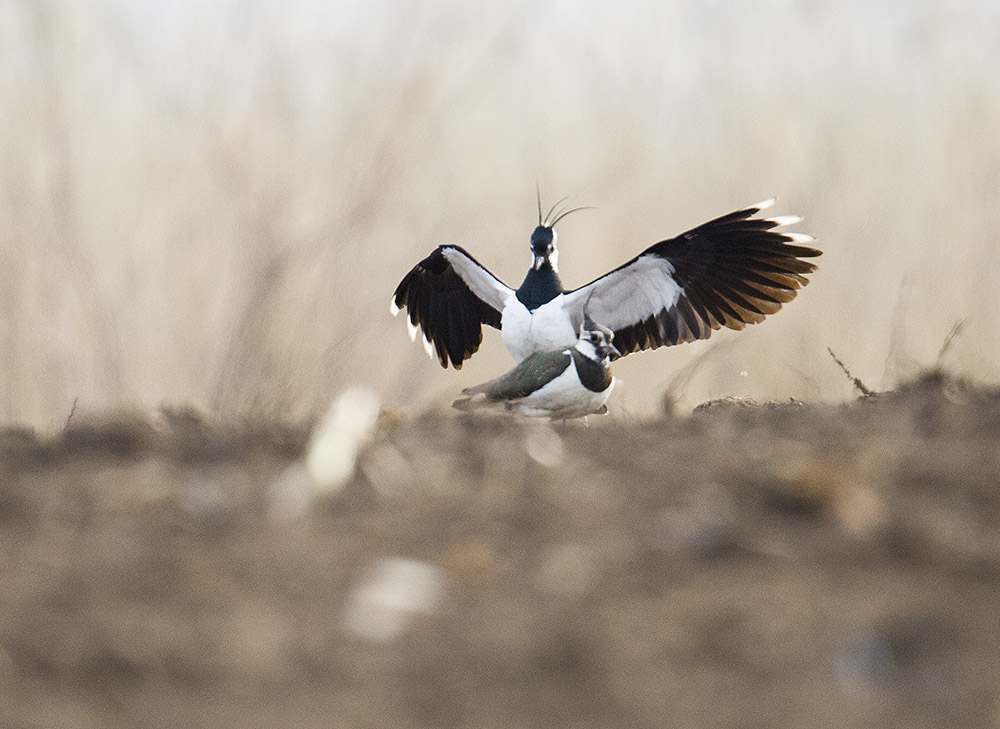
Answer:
[2,372,999,729]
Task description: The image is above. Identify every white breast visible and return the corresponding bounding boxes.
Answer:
[500,294,578,362]
[513,366,615,419]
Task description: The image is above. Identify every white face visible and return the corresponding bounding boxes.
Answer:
[575,324,618,361]
[575,330,609,359]
[574,335,599,359]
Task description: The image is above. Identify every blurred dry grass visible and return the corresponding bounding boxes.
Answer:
[1,0,999,429]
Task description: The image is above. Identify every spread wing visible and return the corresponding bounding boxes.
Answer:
[391,245,514,369]
[562,199,821,356]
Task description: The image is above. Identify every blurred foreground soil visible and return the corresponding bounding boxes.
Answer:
[2,372,999,729]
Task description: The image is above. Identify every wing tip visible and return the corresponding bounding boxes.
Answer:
[766,214,803,228]
[783,232,817,244]
[389,297,401,317]
[750,197,777,213]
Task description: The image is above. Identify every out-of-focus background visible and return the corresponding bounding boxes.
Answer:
[5,5,1000,728]
[2,0,999,429]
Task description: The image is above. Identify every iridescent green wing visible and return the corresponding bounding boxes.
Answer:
[461,350,572,401]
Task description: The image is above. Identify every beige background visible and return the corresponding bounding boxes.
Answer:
[2,0,997,428]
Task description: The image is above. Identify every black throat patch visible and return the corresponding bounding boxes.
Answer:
[571,350,613,393]
[515,264,564,311]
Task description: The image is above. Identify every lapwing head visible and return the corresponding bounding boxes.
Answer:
[529,225,556,270]
[531,192,594,271]
[578,311,621,362]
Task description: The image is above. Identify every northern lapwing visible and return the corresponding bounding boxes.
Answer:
[392,195,820,368]
[452,313,619,419]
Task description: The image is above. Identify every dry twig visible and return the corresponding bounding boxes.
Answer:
[935,319,966,370]
[827,348,875,397]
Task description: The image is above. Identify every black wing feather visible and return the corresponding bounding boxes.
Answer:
[571,201,822,356]
[392,245,505,369]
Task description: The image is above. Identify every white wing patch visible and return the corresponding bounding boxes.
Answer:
[563,256,684,333]
[441,247,514,312]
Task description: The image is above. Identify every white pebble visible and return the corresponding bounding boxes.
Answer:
[343,558,446,642]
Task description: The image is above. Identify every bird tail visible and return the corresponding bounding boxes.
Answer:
[453,386,505,411]
[452,391,485,411]
[451,395,475,411]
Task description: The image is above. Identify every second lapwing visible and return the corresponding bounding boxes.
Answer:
[452,313,619,419]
